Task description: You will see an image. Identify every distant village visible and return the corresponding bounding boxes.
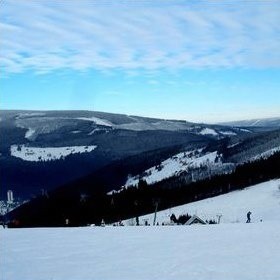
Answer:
[0,190,27,216]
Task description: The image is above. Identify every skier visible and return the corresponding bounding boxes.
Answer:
[246,211,252,223]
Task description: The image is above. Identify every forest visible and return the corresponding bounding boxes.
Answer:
[5,150,280,227]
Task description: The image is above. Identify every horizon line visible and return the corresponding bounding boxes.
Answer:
[1,108,280,125]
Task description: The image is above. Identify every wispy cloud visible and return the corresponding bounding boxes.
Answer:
[1,0,279,74]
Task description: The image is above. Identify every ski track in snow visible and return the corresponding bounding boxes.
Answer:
[10,145,97,162]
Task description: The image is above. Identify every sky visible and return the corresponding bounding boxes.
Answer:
[1,0,280,123]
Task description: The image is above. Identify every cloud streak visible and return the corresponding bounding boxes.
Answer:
[1,0,279,74]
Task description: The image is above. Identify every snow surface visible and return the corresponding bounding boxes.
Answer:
[129,179,280,225]
[10,145,97,162]
[16,112,46,118]
[15,122,36,140]
[240,128,252,133]
[1,222,280,280]
[199,128,218,136]
[220,131,237,136]
[24,128,36,139]
[125,149,220,187]
[115,121,189,131]
[77,117,113,127]
[251,119,261,126]
[2,179,280,280]
[227,142,240,148]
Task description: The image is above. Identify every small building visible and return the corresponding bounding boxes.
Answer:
[184,215,207,225]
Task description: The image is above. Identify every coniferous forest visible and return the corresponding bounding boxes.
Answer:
[6,151,280,227]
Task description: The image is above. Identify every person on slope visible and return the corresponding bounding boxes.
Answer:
[246,211,252,223]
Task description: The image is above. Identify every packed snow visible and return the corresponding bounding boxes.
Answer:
[2,179,280,280]
[199,128,218,136]
[1,222,280,280]
[128,179,280,225]
[10,145,97,162]
[125,149,220,187]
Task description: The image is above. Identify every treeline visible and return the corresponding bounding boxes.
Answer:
[225,129,280,163]
[6,151,280,227]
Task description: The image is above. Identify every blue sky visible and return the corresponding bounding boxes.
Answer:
[1,0,280,122]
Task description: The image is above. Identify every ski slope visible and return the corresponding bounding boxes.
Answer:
[125,149,221,187]
[129,179,280,225]
[2,180,280,280]
[1,222,280,280]
[76,117,113,127]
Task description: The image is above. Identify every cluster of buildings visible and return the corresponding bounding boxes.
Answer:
[0,190,23,216]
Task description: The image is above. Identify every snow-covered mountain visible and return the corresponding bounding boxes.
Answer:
[220,117,280,128]
[1,110,246,150]
[1,110,280,201]
[0,110,206,199]
[109,131,280,194]
[0,109,252,200]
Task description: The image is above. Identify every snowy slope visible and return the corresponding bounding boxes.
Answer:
[125,149,222,187]
[199,128,218,136]
[76,117,113,127]
[1,223,280,280]
[220,131,237,136]
[128,179,280,225]
[10,145,97,162]
[221,117,280,127]
[249,146,280,162]
[114,120,191,131]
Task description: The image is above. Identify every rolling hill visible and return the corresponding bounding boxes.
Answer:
[0,109,256,200]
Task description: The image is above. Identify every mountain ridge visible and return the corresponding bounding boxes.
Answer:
[219,117,280,127]
[1,110,279,201]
